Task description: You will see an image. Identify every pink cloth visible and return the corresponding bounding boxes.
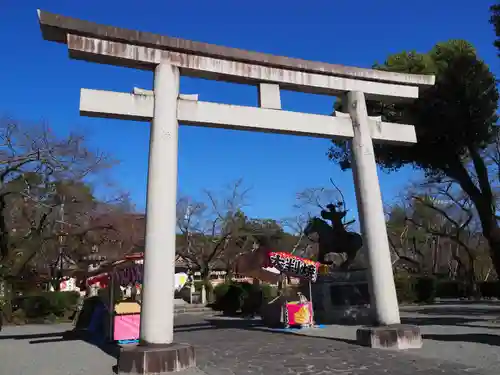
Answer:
[285,302,313,326]
[113,314,140,341]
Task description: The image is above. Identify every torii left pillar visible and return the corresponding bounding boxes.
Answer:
[118,62,196,373]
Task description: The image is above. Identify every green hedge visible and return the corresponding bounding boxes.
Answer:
[394,276,500,303]
[394,275,417,303]
[479,281,500,298]
[415,277,437,303]
[211,278,500,310]
[436,280,468,299]
[211,281,277,316]
[9,291,80,324]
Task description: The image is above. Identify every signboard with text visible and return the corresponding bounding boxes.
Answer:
[266,252,319,282]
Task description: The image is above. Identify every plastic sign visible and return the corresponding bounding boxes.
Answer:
[285,302,313,327]
[267,252,320,282]
[174,273,188,291]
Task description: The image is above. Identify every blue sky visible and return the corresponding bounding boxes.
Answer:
[0,0,497,224]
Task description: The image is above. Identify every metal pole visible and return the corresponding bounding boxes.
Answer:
[308,280,314,326]
[57,198,65,290]
[109,273,115,342]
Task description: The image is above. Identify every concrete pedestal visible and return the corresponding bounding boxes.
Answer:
[307,270,372,325]
[118,343,196,374]
[356,325,422,350]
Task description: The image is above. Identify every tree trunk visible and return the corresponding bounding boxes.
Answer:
[465,254,479,299]
[475,200,500,278]
[449,159,500,279]
[200,266,213,302]
[486,232,500,279]
[0,279,13,322]
[0,194,10,259]
[224,267,233,282]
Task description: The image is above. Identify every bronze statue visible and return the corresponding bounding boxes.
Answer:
[304,202,362,270]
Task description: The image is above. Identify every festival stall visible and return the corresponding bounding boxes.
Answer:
[234,248,322,328]
[267,251,320,327]
[83,253,188,344]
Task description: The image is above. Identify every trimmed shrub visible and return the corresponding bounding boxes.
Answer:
[478,281,500,298]
[44,291,80,316]
[217,283,246,315]
[435,280,467,299]
[21,295,52,318]
[240,283,263,316]
[260,284,277,302]
[176,286,192,302]
[213,282,231,300]
[10,308,27,325]
[415,276,437,303]
[212,281,271,316]
[44,313,58,324]
[394,275,416,303]
[13,291,80,321]
[395,276,500,303]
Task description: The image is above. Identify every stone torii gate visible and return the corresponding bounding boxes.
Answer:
[37,9,434,374]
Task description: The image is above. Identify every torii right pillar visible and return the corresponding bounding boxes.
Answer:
[345,91,422,349]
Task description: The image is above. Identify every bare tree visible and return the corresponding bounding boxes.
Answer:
[280,214,310,255]
[175,180,252,282]
[69,197,144,265]
[387,179,493,292]
[294,179,356,230]
[0,118,116,292]
[386,202,426,273]
[291,179,357,263]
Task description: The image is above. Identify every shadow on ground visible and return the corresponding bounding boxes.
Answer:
[414,307,500,316]
[0,329,120,359]
[401,316,479,326]
[425,300,500,306]
[174,317,267,333]
[400,301,500,326]
[174,317,358,345]
[401,302,500,346]
[175,303,500,348]
[0,332,65,341]
[423,333,500,346]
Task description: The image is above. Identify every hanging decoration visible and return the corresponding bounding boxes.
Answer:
[266,251,320,282]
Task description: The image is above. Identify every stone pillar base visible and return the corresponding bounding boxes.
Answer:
[118,343,196,374]
[356,324,422,350]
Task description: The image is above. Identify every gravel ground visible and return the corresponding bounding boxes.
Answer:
[279,302,500,374]
[0,323,115,375]
[404,303,500,372]
[1,303,499,375]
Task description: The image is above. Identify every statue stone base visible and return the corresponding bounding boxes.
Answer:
[305,269,373,325]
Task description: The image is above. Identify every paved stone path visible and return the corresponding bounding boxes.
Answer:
[176,314,491,375]
[276,302,500,374]
[1,303,499,375]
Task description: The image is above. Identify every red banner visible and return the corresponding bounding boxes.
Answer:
[86,272,110,288]
[266,251,319,282]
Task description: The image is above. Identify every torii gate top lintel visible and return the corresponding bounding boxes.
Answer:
[37,9,434,95]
